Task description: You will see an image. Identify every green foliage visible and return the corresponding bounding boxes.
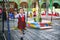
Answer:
[39,17,42,22]
[34,18,36,22]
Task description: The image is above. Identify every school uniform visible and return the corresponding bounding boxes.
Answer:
[15,13,26,30]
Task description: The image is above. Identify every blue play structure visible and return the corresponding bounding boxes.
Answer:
[27,21,52,29]
[30,22,39,25]
[27,22,40,28]
[45,24,49,26]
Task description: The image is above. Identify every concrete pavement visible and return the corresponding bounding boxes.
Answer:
[0,18,60,40]
[41,16,60,20]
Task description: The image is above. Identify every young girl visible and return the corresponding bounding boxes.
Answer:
[15,8,26,39]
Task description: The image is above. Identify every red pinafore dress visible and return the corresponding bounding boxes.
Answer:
[18,15,26,30]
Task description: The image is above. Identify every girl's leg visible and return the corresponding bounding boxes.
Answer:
[22,29,25,35]
[19,29,23,40]
[19,29,23,34]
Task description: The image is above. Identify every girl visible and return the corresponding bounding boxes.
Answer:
[15,8,26,40]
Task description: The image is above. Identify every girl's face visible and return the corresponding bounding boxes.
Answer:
[19,9,24,14]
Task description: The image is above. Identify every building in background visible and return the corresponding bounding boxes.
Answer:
[0,0,60,12]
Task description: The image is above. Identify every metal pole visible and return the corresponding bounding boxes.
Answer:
[39,0,42,22]
[36,0,39,22]
[50,0,53,22]
[6,0,11,40]
[2,0,5,33]
[46,0,49,17]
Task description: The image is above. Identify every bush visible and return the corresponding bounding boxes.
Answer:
[34,18,36,22]
[39,17,42,22]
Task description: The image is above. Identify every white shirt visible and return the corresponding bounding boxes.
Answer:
[15,13,25,18]
[15,13,27,22]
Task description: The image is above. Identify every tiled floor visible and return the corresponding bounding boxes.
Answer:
[10,26,60,40]
[0,19,60,40]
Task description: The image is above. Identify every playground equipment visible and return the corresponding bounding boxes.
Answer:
[27,20,52,29]
[27,22,40,28]
[41,11,59,16]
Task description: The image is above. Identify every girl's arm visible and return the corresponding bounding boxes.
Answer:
[15,14,19,18]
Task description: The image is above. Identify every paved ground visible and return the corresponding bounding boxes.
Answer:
[41,16,60,20]
[0,18,60,40]
[0,31,5,40]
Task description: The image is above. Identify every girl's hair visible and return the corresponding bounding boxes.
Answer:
[19,8,24,11]
[19,7,25,14]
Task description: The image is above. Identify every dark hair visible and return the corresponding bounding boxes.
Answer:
[19,8,24,11]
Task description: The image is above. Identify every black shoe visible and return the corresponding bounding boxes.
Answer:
[22,30,25,35]
[20,37,23,40]
[23,32,25,35]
